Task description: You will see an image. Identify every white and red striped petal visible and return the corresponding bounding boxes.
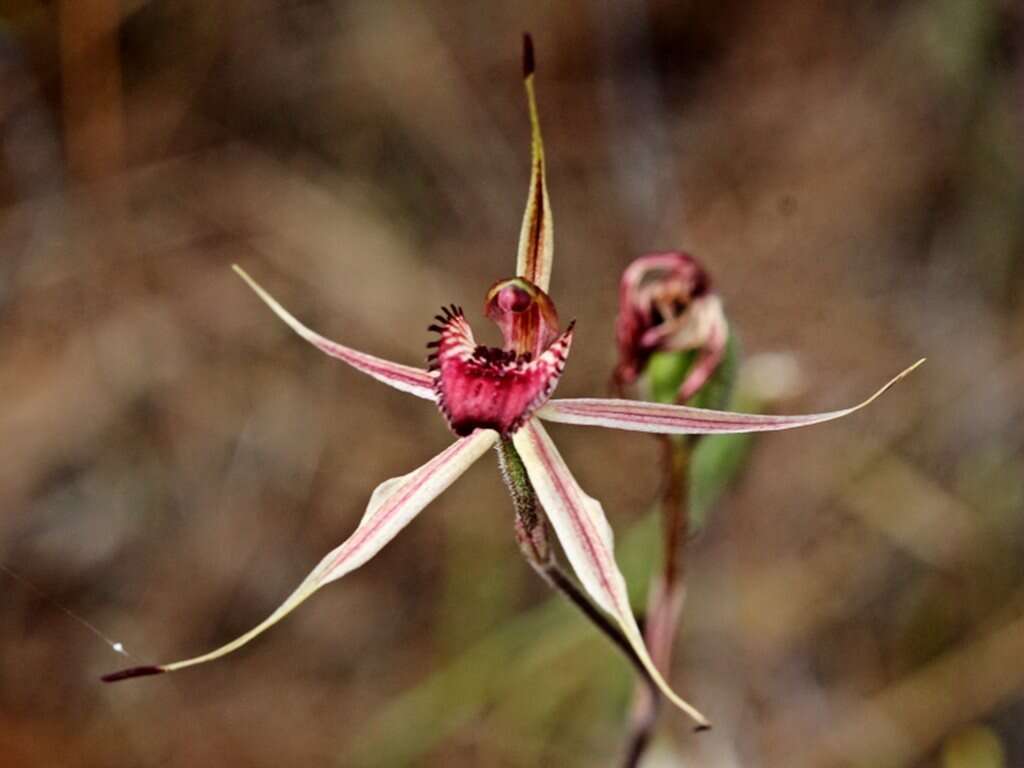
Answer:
[539,360,925,435]
[515,35,554,293]
[511,420,710,728]
[234,266,437,400]
[431,306,574,437]
[103,429,497,682]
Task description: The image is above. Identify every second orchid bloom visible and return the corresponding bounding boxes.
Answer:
[105,36,922,730]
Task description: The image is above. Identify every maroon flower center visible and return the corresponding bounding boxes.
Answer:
[427,283,574,436]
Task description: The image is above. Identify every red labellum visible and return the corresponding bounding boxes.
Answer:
[428,302,573,436]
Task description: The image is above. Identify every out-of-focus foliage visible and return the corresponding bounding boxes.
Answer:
[1,1,1023,766]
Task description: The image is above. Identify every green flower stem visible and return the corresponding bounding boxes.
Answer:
[651,436,694,669]
[622,335,737,765]
[623,436,693,767]
[658,435,693,590]
[496,437,656,687]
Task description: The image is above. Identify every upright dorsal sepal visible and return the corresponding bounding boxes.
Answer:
[516,33,554,293]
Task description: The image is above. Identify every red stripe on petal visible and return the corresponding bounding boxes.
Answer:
[515,59,553,292]
[539,361,924,435]
[234,266,436,400]
[102,430,497,680]
[511,421,710,727]
[317,431,490,581]
[523,422,620,606]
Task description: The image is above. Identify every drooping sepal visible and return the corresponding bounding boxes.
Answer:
[430,305,573,437]
[102,430,498,681]
[512,420,710,729]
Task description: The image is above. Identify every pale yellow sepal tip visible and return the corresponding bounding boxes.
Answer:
[858,358,925,409]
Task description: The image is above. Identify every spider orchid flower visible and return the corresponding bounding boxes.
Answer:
[615,251,728,403]
[104,36,922,730]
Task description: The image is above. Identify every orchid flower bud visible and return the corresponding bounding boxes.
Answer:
[614,252,732,407]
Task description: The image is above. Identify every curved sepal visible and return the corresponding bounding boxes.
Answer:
[512,420,710,729]
[539,360,925,434]
[102,430,498,681]
[234,266,436,400]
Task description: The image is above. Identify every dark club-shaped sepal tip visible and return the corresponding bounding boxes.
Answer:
[522,33,535,77]
[101,665,166,683]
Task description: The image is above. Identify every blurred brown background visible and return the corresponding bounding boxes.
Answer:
[1,1,1022,766]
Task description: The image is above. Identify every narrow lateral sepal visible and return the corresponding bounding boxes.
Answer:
[539,360,925,434]
[512,420,710,729]
[101,430,498,681]
[233,265,437,400]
